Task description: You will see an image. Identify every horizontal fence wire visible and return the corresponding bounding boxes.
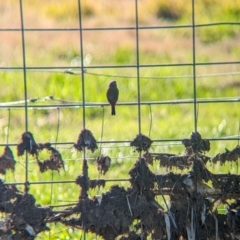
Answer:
[0,136,240,148]
[1,61,240,70]
[1,21,240,31]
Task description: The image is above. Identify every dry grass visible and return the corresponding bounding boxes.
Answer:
[1,0,240,67]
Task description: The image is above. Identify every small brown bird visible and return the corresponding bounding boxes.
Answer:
[106,80,119,115]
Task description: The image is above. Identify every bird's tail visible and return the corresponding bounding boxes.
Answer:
[111,105,116,115]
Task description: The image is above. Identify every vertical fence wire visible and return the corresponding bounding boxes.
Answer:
[135,2,144,238]
[19,0,29,193]
[78,0,86,134]
[48,108,61,240]
[5,109,11,182]
[191,0,198,132]
[148,104,152,138]
[6,109,11,144]
[78,0,87,239]
[135,0,142,138]
[50,108,61,203]
[77,0,87,185]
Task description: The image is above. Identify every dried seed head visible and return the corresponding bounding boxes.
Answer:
[74,129,98,153]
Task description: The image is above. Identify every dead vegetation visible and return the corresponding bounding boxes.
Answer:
[1,131,240,239]
[37,142,65,173]
[0,146,15,174]
[0,180,51,239]
[74,129,98,153]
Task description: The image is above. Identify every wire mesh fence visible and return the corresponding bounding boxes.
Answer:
[0,0,240,239]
